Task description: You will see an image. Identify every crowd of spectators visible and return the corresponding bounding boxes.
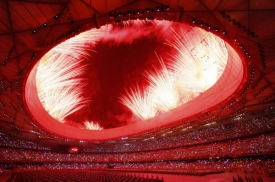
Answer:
[1,157,274,176]
[0,132,274,163]
[83,116,275,153]
[112,158,275,174]
[1,115,274,177]
[0,132,50,151]
[0,116,274,154]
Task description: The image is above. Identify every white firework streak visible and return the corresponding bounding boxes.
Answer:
[36,28,106,123]
[120,26,228,120]
[120,86,158,120]
[145,54,180,112]
[84,121,103,130]
[167,27,228,99]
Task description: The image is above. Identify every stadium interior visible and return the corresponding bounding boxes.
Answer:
[0,0,275,181]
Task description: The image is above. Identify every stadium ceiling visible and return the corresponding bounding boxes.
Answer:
[0,0,275,149]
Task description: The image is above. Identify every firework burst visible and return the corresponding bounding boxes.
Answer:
[36,21,228,126]
[84,121,103,130]
[36,28,106,123]
[120,26,228,120]
[167,28,228,95]
[120,86,158,120]
[145,54,179,112]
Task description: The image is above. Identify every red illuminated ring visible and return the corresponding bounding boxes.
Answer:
[24,20,244,140]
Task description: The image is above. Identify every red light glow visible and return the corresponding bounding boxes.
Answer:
[24,20,244,140]
[68,147,79,153]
